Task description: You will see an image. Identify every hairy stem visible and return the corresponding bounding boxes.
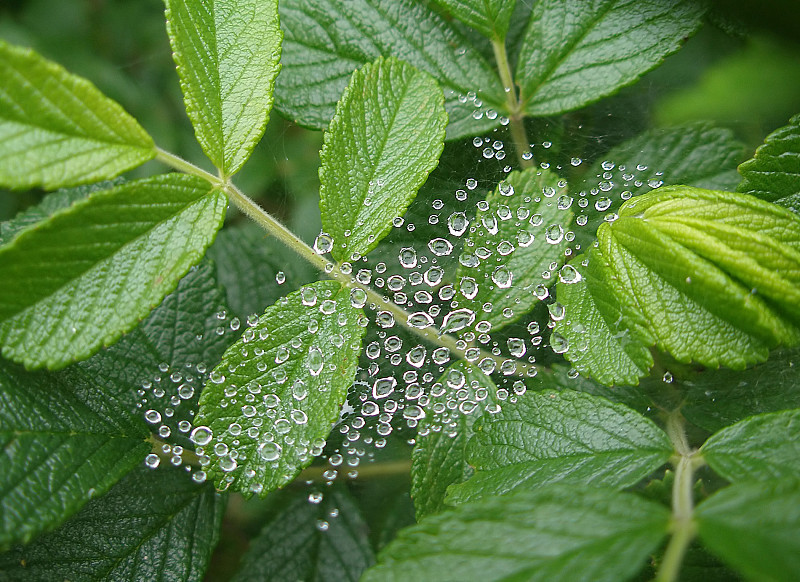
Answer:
[491,38,532,168]
[155,148,536,378]
[656,411,700,582]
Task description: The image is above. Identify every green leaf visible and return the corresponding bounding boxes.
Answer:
[231,488,374,581]
[207,222,316,322]
[0,180,120,247]
[193,280,365,497]
[429,0,515,40]
[446,389,671,504]
[319,57,446,262]
[738,113,800,210]
[277,0,505,140]
[0,465,224,580]
[592,186,800,370]
[575,123,748,248]
[454,167,572,333]
[516,0,704,116]
[164,0,282,176]
[0,40,154,190]
[0,173,227,370]
[682,347,800,433]
[696,478,800,582]
[553,253,654,386]
[701,409,800,483]
[363,486,670,582]
[0,357,149,550]
[411,361,498,519]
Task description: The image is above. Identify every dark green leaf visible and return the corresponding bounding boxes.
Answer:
[0,465,224,581]
[516,0,704,116]
[0,174,227,370]
[277,0,505,139]
[193,280,365,497]
[363,486,670,582]
[553,252,653,386]
[0,358,148,550]
[701,409,800,483]
[592,186,800,370]
[207,222,316,322]
[454,167,572,333]
[0,181,121,247]
[738,113,800,210]
[696,478,800,582]
[0,40,154,190]
[231,488,373,581]
[575,123,748,248]
[446,389,671,503]
[319,57,446,262]
[411,361,498,519]
[429,0,515,40]
[164,0,282,176]
[682,347,800,433]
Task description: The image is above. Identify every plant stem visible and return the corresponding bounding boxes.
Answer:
[656,411,699,582]
[155,148,536,378]
[295,459,412,482]
[491,38,532,168]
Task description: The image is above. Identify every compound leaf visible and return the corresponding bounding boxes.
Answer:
[411,362,498,519]
[232,488,374,581]
[277,0,505,139]
[0,40,154,190]
[429,0,516,40]
[516,0,704,116]
[0,174,227,370]
[454,167,572,333]
[363,485,670,582]
[696,478,800,582]
[0,465,224,581]
[193,280,364,497]
[446,389,671,504]
[701,409,800,483]
[738,113,800,210]
[0,358,149,550]
[164,0,282,176]
[319,57,446,262]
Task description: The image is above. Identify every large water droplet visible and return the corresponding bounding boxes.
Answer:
[408,312,434,329]
[308,346,324,376]
[313,232,334,254]
[258,441,282,461]
[373,377,397,399]
[558,264,582,284]
[399,247,417,268]
[428,238,454,256]
[448,212,469,236]
[492,266,513,288]
[441,308,476,334]
[191,426,213,446]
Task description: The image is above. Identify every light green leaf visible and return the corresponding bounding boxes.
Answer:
[553,253,653,386]
[701,409,800,483]
[516,0,704,116]
[696,478,800,582]
[411,361,498,519]
[0,357,149,550]
[231,488,374,581]
[164,0,282,176]
[0,40,154,190]
[207,222,316,322]
[682,347,800,433]
[429,0,515,40]
[592,186,800,369]
[277,0,505,140]
[319,57,446,262]
[363,486,670,582]
[454,167,572,333]
[0,465,224,580]
[0,174,227,370]
[193,280,364,497]
[575,123,748,248]
[738,113,800,210]
[446,389,672,504]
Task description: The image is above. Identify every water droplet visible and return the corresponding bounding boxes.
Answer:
[408,312,434,329]
[301,287,317,306]
[145,453,160,469]
[448,212,469,236]
[558,264,582,284]
[373,377,397,399]
[428,238,454,256]
[258,441,282,461]
[313,232,334,254]
[399,247,417,268]
[545,224,564,244]
[349,288,367,308]
[191,426,213,446]
[595,197,612,212]
[308,346,324,376]
[275,271,286,284]
[460,277,479,299]
[491,267,513,288]
[507,338,526,357]
[551,332,569,354]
